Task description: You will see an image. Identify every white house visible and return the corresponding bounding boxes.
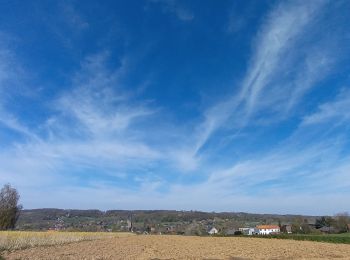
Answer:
[208,227,218,235]
[238,227,258,236]
[256,225,280,235]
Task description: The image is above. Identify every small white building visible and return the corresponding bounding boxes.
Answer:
[256,225,280,235]
[208,227,218,235]
[238,227,258,236]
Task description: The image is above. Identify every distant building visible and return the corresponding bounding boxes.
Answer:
[239,227,257,236]
[225,228,237,236]
[208,227,218,235]
[281,224,292,234]
[256,225,280,235]
[165,226,175,233]
[54,217,65,231]
[307,219,317,229]
[319,226,336,234]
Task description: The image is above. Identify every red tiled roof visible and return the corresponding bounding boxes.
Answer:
[256,225,280,229]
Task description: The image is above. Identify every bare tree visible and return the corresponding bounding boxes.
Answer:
[334,212,349,233]
[0,184,22,230]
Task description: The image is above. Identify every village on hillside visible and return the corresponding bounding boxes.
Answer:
[16,209,350,236]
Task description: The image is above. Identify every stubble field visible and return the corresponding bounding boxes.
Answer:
[2,233,350,259]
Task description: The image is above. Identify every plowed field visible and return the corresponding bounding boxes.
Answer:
[3,235,350,259]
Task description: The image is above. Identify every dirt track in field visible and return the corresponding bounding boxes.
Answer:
[3,235,350,260]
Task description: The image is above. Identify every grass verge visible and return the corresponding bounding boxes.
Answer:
[254,233,350,244]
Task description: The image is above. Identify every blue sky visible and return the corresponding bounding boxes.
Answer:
[0,0,350,214]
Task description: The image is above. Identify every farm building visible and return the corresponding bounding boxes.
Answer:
[238,227,258,235]
[319,226,337,234]
[208,227,218,235]
[256,225,280,235]
[281,224,292,234]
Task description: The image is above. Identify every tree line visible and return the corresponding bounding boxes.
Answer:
[287,213,349,234]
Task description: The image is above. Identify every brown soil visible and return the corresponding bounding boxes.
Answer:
[3,235,350,260]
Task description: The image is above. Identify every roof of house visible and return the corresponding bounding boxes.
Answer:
[319,226,336,232]
[282,225,292,230]
[256,225,280,229]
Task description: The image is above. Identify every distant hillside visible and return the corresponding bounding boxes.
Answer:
[16,209,319,234]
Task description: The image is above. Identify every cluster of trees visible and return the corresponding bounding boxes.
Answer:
[289,217,313,234]
[0,184,22,230]
[289,213,349,234]
[315,213,350,233]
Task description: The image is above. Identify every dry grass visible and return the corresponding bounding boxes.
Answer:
[0,231,132,251]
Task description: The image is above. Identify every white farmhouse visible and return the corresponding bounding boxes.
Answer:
[256,225,280,235]
[208,227,218,235]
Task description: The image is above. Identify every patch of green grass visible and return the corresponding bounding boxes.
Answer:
[255,233,350,244]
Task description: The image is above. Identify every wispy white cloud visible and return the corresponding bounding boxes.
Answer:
[56,84,153,139]
[302,89,350,125]
[156,135,350,214]
[49,53,160,164]
[286,45,334,111]
[180,1,329,166]
[242,1,326,113]
[0,109,38,140]
[206,141,341,190]
[0,52,162,193]
[0,37,38,140]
